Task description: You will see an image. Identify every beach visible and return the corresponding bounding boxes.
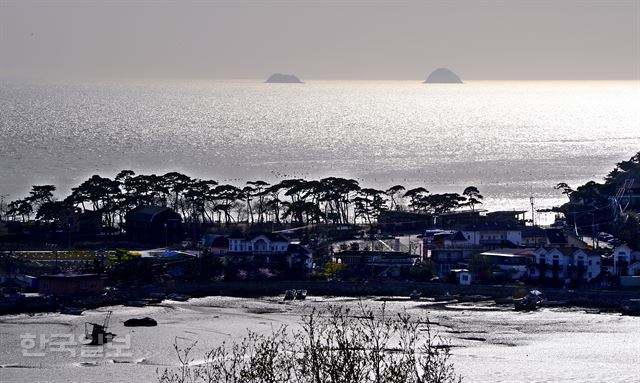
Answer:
[1,295,639,383]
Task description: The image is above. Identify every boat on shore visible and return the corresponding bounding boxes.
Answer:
[514,290,545,311]
[124,317,158,327]
[283,289,296,300]
[295,289,307,300]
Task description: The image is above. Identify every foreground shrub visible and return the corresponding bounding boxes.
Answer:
[158,304,462,383]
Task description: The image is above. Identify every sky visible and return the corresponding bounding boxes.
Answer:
[0,0,639,80]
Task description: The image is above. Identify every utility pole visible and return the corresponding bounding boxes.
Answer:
[530,196,535,227]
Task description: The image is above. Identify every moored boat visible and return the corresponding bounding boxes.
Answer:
[295,289,307,300]
[124,317,158,327]
[514,290,545,311]
[283,289,295,300]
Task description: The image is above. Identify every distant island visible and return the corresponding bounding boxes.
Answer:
[424,68,463,84]
[265,73,304,83]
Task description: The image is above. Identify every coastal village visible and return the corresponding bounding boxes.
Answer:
[1,152,639,316]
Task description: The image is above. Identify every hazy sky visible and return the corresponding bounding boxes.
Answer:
[1,0,639,80]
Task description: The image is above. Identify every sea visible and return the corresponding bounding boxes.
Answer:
[1,79,639,221]
[0,296,639,383]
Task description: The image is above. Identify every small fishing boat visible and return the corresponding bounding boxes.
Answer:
[85,311,116,345]
[295,289,307,300]
[124,317,158,327]
[283,289,295,301]
[514,290,545,311]
[409,290,422,301]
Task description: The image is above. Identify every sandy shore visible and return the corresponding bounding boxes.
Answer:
[1,295,639,383]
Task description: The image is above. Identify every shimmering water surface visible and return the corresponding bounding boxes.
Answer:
[0,297,638,383]
[1,80,639,212]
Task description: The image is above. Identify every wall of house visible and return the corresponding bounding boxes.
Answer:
[613,245,633,275]
[507,231,522,245]
[38,277,104,295]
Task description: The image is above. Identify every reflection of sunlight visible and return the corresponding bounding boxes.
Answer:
[1,80,638,213]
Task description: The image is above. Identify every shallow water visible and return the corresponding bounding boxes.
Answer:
[1,80,638,216]
[0,296,638,383]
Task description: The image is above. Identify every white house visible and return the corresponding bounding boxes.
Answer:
[611,244,640,276]
[459,222,523,247]
[227,232,291,254]
[531,247,601,283]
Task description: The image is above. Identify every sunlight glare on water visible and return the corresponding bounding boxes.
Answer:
[1,80,638,213]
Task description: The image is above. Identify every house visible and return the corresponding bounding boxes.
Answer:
[476,248,536,280]
[125,205,183,245]
[531,247,602,284]
[202,235,230,256]
[543,228,568,247]
[227,232,290,254]
[378,210,434,233]
[332,250,417,278]
[435,210,483,228]
[424,230,477,275]
[521,226,547,247]
[569,248,602,282]
[38,273,105,296]
[611,244,640,276]
[459,221,523,247]
[224,232,312,271]
[485,210,527,223]
[522,227,587,249]
[286,243,313,270]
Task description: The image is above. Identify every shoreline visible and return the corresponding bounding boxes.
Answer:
[3,280,639,316]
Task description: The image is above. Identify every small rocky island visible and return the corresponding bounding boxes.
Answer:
[265,73,303,83]
[424,68,463,84]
